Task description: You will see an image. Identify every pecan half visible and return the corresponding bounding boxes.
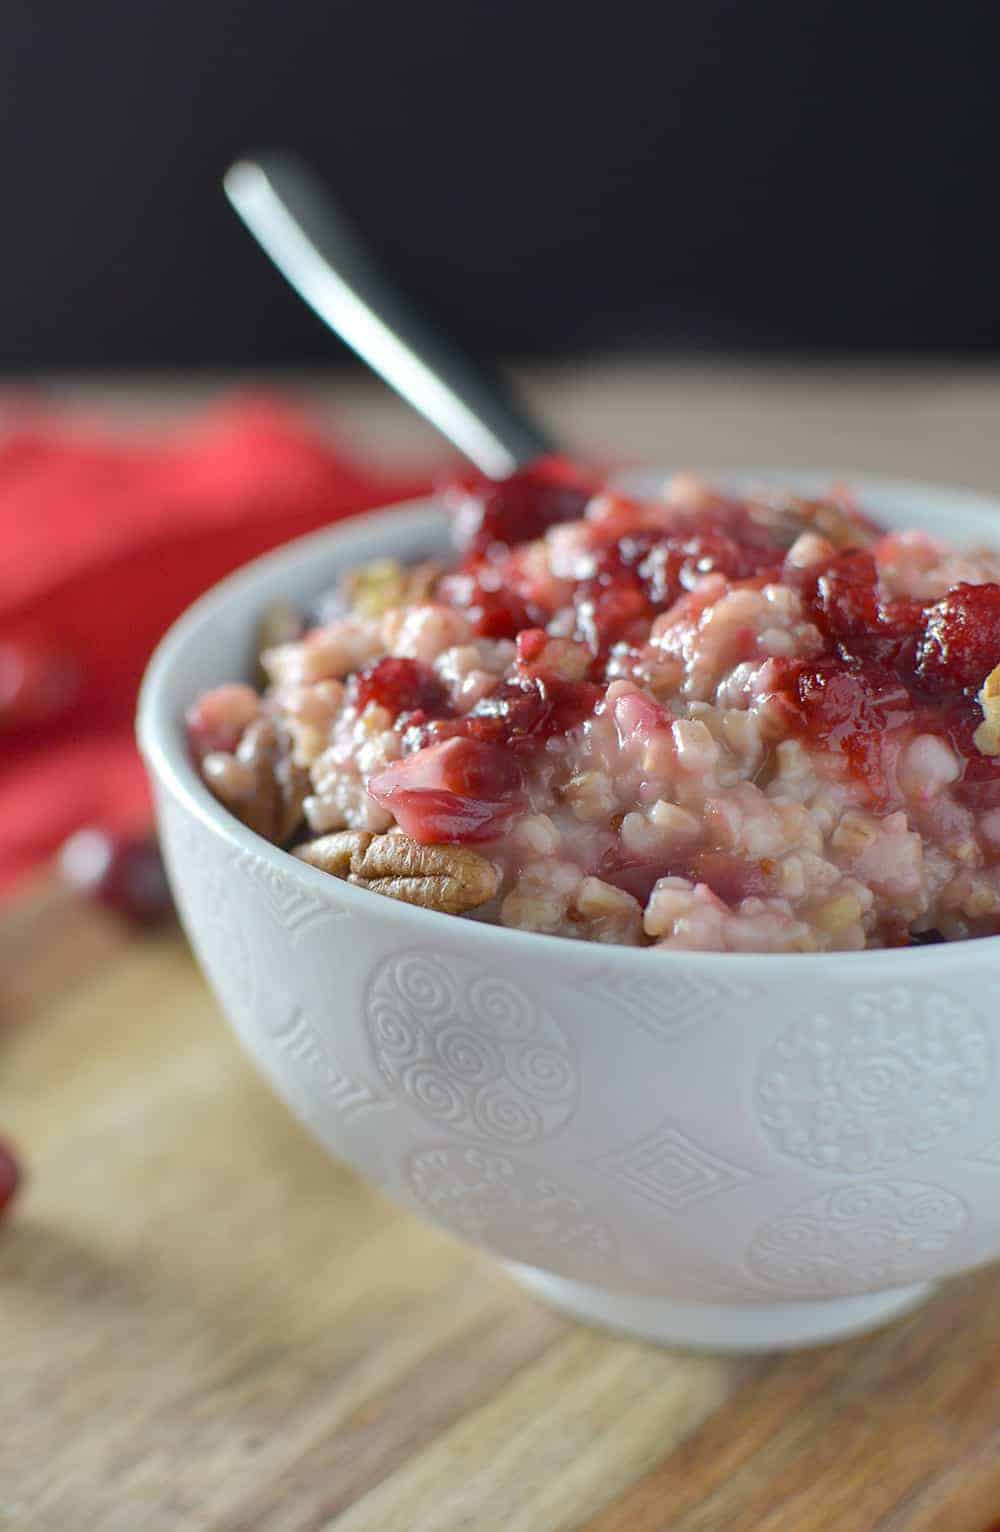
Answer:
[204,716,309,843]
[974,663,1000,756]
[294,829,374,879]
[295,829,499,915]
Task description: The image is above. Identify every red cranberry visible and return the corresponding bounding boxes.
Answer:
[60,827,175,927]
[368,737,521,843]
[599,847,773,906]
[688,851,775,905]
[567,513,785,660]
[464,680,551,744]
[439,735,521,797]
[643,524,775,603]
[515,628,549,665]
[774,658,914,804]
[410,672,601,756]
[449,457,595,561]
[598,851,670,905]
[436,567,546,640]
[574,573,651,655]
[798,550,924,673]
[0,1139,21,1221]
[938,699,1000,808]
[811,551,882,640]
[473,675,602,746]
[954,775,1000,812]
[633,540,687,609]
[570,538,653,656]
[916,582,1000,693]
[354,657,450,720]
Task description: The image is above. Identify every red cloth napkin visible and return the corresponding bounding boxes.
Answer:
[0,395,435,894]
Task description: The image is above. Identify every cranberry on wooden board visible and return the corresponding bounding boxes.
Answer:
[60,828,175,926]
[0,1140,22,1221]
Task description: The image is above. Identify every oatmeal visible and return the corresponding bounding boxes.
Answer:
[187,461,1000,951]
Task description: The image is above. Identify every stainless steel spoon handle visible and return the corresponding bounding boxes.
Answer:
[224,155,556,478]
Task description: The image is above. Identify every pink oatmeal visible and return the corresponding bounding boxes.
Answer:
[187,462,1000,952]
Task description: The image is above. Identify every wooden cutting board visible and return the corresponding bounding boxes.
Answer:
[4,878,1000,1532]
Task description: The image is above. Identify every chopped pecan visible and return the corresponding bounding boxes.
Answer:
[974,663,1000,756]
[295,829,499,914]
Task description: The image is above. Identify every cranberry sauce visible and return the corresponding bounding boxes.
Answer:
[446,455,596,561]
[366,466,1000,840]
[353,657,451,721]
[600,846,776,907]
[368,736,521,843]
[771,550,1000,806]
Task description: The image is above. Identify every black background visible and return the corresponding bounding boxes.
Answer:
[4,1,1000,368]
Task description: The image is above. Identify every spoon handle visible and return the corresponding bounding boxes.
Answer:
[224,155,556,478]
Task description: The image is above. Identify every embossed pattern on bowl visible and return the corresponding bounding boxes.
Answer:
[138,478,1000,1350]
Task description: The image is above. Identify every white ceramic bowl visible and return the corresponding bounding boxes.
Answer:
[138,473,1000,1352]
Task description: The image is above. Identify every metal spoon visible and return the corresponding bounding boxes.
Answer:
[224,155,555,478]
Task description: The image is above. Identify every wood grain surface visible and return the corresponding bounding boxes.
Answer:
[6,365,1000,1531]
[5,887,1000,1531]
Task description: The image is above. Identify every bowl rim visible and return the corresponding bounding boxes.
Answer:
[137,474,1000,972]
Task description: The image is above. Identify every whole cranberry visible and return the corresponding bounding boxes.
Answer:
[354,657,450,720]
[574,576,650,655]
[60,827,175,927]
[449,457,595,561]
[0,1139,21,1221]
[436,568,544,640]
[811,551,882,640]
[916,582,1000,693]
[776,657,914,805]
